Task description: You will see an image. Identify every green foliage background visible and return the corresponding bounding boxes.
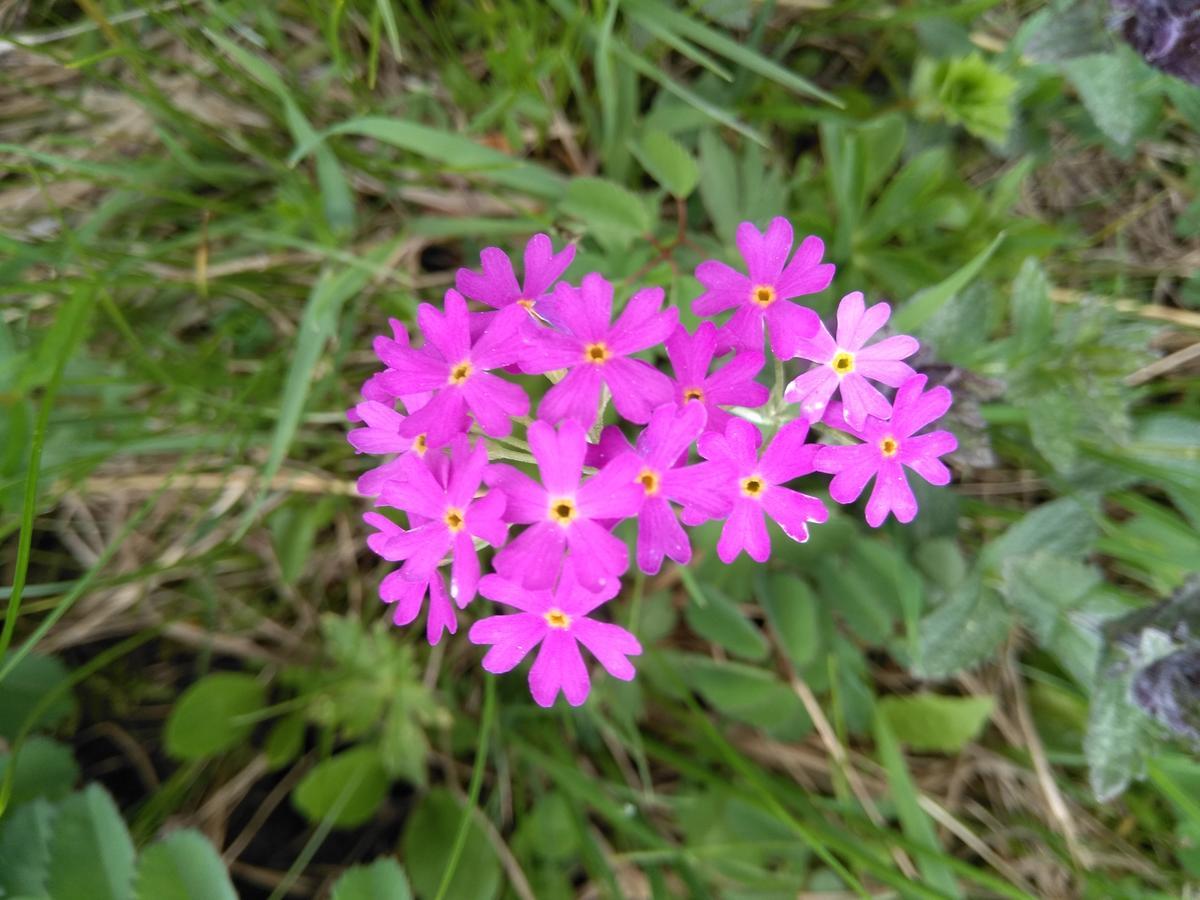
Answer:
[2,1,1199,897]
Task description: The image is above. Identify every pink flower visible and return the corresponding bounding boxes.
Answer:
[376,290,529,447]
[592,402,712,575]
[378,570,457,645]
[694,217,833,358]
[665,322,769,433]
[686,417,828,563]
[785,291,918,430]
[359,318,432,409]
[469,563,641,707]
[486,419,643,591]
[367,438,508,605]
[348,401,434,496]
[455,233,576,319]
[814,375,957,527]
[521,274,677,430]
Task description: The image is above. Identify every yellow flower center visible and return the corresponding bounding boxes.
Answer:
[740,475,766,498]
[638,469,660,495]
[413,434,428,456]
[549,497,577,525]
[544,608,572,629]
[880,437,899,458]
[444,507,466,532]
[449,360,473,385]
[584,343,610,364]
[517,297,534,310]
[751,284,776,307]
[683,386,704,403]
[831,350,855,376]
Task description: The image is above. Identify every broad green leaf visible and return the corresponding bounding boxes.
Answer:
[878,693,994,753]
[0,797,55,897]
[914,584,1012,680]
[893,232,1004,332]
[1009,257,1053,353]
[264,713,306,771]
[45,784,135,900]
[698,130,740,242]
[0,736,79,808]
[288,117,564,199]
[559,177,652,247]
[292,746,389,829]
[164,673,266,761]
[631,129,700,198]
[0,651,74,740]
[330,858,412,900]
[858,113,908,198]
[681,571,769,661]
[981,495,1099,572]
[402,789,501,900]
[873,712,963,898]
[760,574,820,669]
[1062,48,1160,149]
[999,553,1101,643]
[669,653,812,739]
[134,830,238,900]
[1087,664,1144,802]
[513,793,580,863]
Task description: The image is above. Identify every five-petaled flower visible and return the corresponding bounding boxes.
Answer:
[665,322,769,434]
[591,402,713,575]
[487,419,643,591]
[455,232,576,321]
[785,291,919,430]
[815,374,957,527]
[469,563,642,707]
[693,217,834,358]
[686,417,829,563]
[521,273,678,430]
[368,437,508,605]
[376,290,529,447]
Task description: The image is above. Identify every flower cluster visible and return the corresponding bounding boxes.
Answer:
[349,219,957,707]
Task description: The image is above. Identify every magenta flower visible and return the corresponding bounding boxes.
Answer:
[665,322,769,433]
[348,400,433,496]
[378,570,457,645]
[358,318,432,409]
[592,402,711,575]
[367,438,508,605]
[814,375,957,527]
[486,419,643,591]
[785,291,918,429]
[686,417,828,563]
[469,563,642,707]
[521,274,678,430]
[693,217,833,358]
[455,233,575,319]
[376,290,529,447]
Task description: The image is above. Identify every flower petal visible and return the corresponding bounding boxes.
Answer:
[603,358,674,425]
[891,376,953,437]
[529,418,586,496]
[694,261,751,316]
[776,235,834,298]
[539,365,604,429]
[815,444,878,505]
[425,575,458,645]
[666,322,716,386]
[762,486,828,543]
[759,419,818,484]
[566,518,629,591]
[493,522,566,589]
[529,630,591,707]
[838,373,893,431]
[572,618,642,681]
[521,233,576,297]
[469,612,546,672]
[456,246,521,309]
[765,300,821,359]
[718,498,770,563]
[484,464,547,523]
[865,458,917,527]
[636,497,690,575]
[608,286,677,356]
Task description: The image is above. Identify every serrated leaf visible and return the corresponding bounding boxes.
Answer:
[1010,257,1053,352]
[982,495,1099,572]
[914,584,1012,680]
[330,858,412,900]
[1062,48,1159,149]
[878,693,994,753]
[292,746,389,829]
[45,784,135,900]
[403,789,501,900]
[0,736,79,808]
[999,552,1101,643]
[164,673,266,761]
[860,146,948,245]
[0,652,74,741]
[0,797,55,897]
[559,177,652,247]
[134,830,238,900]
[631,129,699,198]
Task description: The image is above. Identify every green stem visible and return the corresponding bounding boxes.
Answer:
[434,676,497,900]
